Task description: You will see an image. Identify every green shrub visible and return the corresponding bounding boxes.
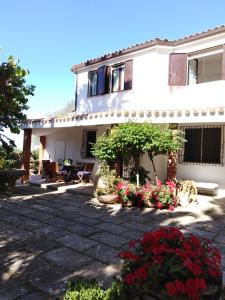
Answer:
[64,279,129,300]
[64,280,107,300]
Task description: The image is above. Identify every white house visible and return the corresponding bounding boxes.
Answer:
[22,25,225,187]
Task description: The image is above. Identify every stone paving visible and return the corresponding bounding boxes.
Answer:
[0,185,225,299]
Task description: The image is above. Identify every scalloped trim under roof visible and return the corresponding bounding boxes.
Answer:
[71,25,225,72]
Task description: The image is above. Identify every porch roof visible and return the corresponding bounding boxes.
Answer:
[22,106,225,130]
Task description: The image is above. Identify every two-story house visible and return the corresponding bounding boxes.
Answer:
[22,25,225,187]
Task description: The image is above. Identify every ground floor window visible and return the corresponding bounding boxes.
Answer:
[80,130,97,159]
[180,126,223,165]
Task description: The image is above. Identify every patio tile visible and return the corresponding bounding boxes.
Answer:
[17,235,60,253]
[67,223,100,236]
[44,216,73,228]
[0,226,33,242]
[72,260,121,288]
[20,218,45,231]
[0,279,29,300]
[24,260,70,296]
[33,224,70,239]
[56,233,98,251]
[74,215,102,225]
[84,244,121,264]
[17,291,47,300]
[121,229,144,240]
[43,247,93,271]
[26,210,55,221]
[95,222,128,234]
[90,232,128,249]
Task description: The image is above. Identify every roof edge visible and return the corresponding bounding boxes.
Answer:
[71,24,225,73]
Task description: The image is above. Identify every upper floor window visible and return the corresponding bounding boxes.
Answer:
[88,70,98,96]
[181,126,222,165]
[188,53,223,84]
[87,60,133,97]
[169,49,225,86]
[112,64,125,92]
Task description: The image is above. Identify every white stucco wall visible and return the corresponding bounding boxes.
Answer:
[140,153,167,183]
[75,32,225,117]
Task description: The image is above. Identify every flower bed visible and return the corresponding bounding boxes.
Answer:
[115,180,177,210]
[118,227,222,300]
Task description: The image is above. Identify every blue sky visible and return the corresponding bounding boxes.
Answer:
[1,0,225,147]
[1,0,225,118]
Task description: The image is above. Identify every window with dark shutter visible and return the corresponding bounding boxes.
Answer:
[169,53,187,86]
[88,70,98,97]
[111,60,133,92]
[183,127,222,164]
[124,60,133,90]
[97,66,106,95]
[105,66,111,93]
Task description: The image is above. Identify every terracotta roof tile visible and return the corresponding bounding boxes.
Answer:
[71,25,225,73]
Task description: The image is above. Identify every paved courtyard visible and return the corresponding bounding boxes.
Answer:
[0,185,225,299]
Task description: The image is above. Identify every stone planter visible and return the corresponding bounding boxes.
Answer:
[97,194,116,204]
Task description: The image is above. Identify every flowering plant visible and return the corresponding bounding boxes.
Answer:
[141,180,177,210]
[115,181,141,206]
[118,227,222,300]
[116,180,178,210]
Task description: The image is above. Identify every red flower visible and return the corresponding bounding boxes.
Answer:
[119,227,221,299]
[165,282,178,297]
[168,205,174,211]
[126,273,135,285]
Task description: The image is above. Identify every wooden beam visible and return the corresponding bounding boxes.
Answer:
[38,136,46,174]
[167,124,178,181]
[21,128,32,182]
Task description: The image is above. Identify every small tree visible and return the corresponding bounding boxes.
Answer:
[0,54,35,152]
[92,122,183,182]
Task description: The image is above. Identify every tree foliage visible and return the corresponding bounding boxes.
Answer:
[47,99,74,118]
[0,54,35,151]
[92,122,184,180]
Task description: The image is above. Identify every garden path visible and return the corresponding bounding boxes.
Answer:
[0,185,225,299]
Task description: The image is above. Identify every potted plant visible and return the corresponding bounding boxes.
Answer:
[115,181,142,207]
[95,164,119,204]
[118,227,222,300]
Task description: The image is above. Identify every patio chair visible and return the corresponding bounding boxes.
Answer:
[42,160,60,181]
[41,160,53,179]
[77,163,94,184]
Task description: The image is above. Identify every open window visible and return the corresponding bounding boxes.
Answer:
[188,53,223,84]
[80,130,97,158]
[87,60,133,96]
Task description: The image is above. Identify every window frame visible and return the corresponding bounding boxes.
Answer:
[111,63,125,93]
[88,70,98,97]
[187,51,224,85]
[179,125,224,166]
